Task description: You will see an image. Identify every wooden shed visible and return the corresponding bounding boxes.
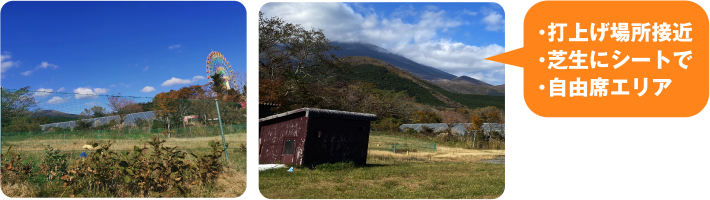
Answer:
[259,108,377,167]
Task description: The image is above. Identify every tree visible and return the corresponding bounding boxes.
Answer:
[259,11,342,107]
[440,110,467,133]
[80,106,107,118]
[211,74,226,95]
[1,87,39,130]
[466,114,484,148]
[4,117,42,132]
[107,93,143,125]
[154,85,217,135]
[138,101,155,111]
[211,74,245,103]
[411,111,442,123]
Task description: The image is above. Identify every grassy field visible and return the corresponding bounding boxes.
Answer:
[259,133,505,199]
[1,127,246,197]
[260,162,503,199]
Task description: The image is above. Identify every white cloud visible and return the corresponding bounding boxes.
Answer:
[73,87,98,99]
[110,84,116,87]
[1,52,21,73]
[93,88,109,94]
[47,96,70,104]
[34,88,54,98]
[37,61,59,69]
[168,44,181,49]
[161,77,193,86]
[161,76,206,86]
[141,86,156,93]
[480,7,504,31]
[143,66,149,71]
[16,61,59,76]
[260,3,506,84]
[57,87,66,92]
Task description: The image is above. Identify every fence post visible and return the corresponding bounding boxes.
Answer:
[434,143,437,151]
[189,127,193,142]
[215,99,229,160]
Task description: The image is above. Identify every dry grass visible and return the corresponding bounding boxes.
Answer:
[1,133,246,198]
[2,133,245,152]
[1,182,35,197]
[368,144,504,163]
[211,165,246,197]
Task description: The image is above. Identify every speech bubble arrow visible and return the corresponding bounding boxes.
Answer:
[486,47,532,68]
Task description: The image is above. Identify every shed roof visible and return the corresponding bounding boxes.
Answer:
[259,108,377,122]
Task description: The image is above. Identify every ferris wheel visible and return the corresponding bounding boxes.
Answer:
[206,51,236,90]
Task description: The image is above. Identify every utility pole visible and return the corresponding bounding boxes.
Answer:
[215,99,229,160]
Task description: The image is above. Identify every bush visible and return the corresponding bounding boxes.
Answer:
[372,117,401,132]
[315,161,355,171]
[54,137,227,197]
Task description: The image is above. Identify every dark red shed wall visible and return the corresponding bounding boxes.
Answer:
[259,116,309,165]
[301,117,371,167]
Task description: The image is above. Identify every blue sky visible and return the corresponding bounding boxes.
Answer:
[1,1,246,113]
[261,2,505,85]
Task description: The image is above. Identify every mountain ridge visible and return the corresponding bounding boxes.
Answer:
[330,41,504,95]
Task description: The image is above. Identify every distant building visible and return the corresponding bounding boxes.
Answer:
[259,108,377,167]
[183,115,198,124]
[239,102,246,109]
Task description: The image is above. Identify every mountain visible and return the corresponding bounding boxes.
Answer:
[34,110,79,118]
[493,84,505,93]
[451,76,491,86]
[331,42,457,81]
[432,76,505,96]
[331,42,504,96]
[340,56,504,109]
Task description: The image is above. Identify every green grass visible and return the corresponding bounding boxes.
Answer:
[371,130,473,149]
[259,130,504,199]
[369,132,438,152]
[259,161,504,199]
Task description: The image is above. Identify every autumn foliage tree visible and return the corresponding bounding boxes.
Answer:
[107,93,143,124]
[154,86,207,133]
[259,11,342,108]
[411,111,442,123]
